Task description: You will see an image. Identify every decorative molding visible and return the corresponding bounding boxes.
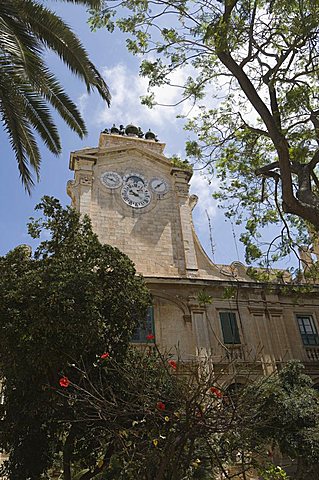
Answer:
[175,184,189,196]
[183,314,192,324]
[248,305,283,316]
[248,305,265,316]
[188,194,198,210]
[267,307,283,317]
[79,173,93,186]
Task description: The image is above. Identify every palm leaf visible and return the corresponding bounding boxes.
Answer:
[16,0,111,103]
[54,0,103,7]
[0,56,61,155]
[23,89,61,154]
[0,0,111,190]
[0,75,40,192]
[37,68,88,138]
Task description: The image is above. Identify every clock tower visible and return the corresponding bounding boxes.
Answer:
[66,124,319,383]
[67,125,211,279]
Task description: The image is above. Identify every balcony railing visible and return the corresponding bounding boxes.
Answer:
[305,347,319,361]
[225,345,245,361]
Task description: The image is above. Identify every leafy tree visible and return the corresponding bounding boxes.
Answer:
[90,0,319,270]
[0,197,150,479]
[245,361,319,479]
[0,0,110,192]
[56,350,319,480]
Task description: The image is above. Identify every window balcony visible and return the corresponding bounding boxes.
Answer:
[305,346,319,362]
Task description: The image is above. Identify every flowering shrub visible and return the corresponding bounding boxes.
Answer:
[168,359,177,370]
[156,401,165,411]
[54,352,316,479]
[59,376,70,388]
[0,197,151,480]
[100,352,110,359]
[210,386,223,398]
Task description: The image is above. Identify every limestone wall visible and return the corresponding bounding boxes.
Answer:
[148,279,319,379]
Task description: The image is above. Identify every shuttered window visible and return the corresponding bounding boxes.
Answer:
[219,311,240,344]
[131,306,155,343]
[297,315,319,346]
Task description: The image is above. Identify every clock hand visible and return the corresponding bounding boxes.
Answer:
[129,188,139,197]
[154,182,163,190]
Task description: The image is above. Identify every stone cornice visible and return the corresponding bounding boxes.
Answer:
[144,275,319,292]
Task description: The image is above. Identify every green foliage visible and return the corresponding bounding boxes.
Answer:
[258,465,289,480]
[57,347,241,479]
[170,154,193,172]
[197,290,213,306]
[89,0,319,269]
[223,286,236,299]
[0,197,150,479]
[88,7,115,32]
[0,1,110,191]
[61,354,319,480]
[244,361,319,478]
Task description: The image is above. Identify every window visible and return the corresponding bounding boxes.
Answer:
[219,311,240,344]
[297,315,319,346]
[131,306,155,343]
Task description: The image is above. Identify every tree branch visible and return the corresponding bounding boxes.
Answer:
[63,426,76,480]
[308,149,319,171]
[79,443,115,480]
[255,161,280,175]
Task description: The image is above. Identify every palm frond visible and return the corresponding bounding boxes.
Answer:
[0,0,111,191]
[37,68,88,138]
[23,89,61,155]
[0,76,40,192]
[53,0,103,7]
[0,2,42,59]
[16,0,111,104]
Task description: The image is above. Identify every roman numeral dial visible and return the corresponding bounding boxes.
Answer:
[121,173,151,208]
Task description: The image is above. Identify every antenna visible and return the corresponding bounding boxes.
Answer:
[205,209,215,262]
[230,220,240,261]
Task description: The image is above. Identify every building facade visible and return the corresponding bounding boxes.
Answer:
[67,127,319,385]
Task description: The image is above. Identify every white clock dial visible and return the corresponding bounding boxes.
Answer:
[121,180,151,208]
[150,177,169,195]
[123,172,148,187]
[101,171,122,189]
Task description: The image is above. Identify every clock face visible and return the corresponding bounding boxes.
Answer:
[121,173,151,208]
[101,171,122,189]
[150,177,169,195]
[123,172,148,187]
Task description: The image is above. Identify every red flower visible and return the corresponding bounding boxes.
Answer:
[146,333,155,341]
[156,401,166,411]
[168,360,177,370]
[210,387,223,398]
[59,376,70,388]
[100,352,110,359]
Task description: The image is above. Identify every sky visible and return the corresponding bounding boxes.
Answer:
[0,1,246,264]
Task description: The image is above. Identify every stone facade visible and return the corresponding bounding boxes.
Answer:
[68,132,319,384]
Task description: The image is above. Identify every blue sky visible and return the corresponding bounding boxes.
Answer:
[0,1,246,263]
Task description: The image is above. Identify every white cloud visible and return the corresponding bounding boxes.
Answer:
[77,92,89,117]
[89,63,201,136]
[95,63,175,128]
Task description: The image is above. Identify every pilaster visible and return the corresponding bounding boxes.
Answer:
[73,157,96,216]
[172,168,198,275]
